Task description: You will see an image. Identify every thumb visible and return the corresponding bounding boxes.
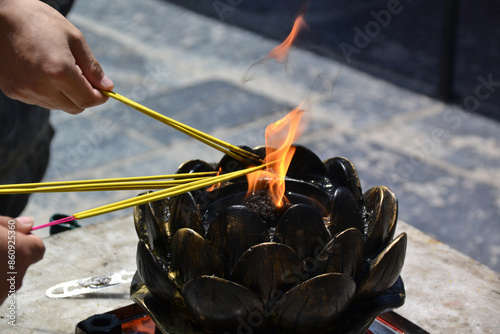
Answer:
[71,35,114,91]
[14,216,35,234]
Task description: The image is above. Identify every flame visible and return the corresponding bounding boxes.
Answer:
[206,167,222,192]
[244,10,309,206]
[246,104,307,207]
[266,14,308,63]
[241,11,308,83]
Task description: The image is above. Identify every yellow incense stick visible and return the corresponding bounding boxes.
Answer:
[102,90,262,164]
[31,163,267,230]
[0,171,216,190]
[77,163,266,219]
[0,179,207,194]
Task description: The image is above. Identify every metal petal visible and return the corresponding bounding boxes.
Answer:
[225,205,270,272]
[383,187,399,243]
[182,276,264,332]
[217,145,261,174]
[169,192,204,237]
[364,186,399,255]
[144,199,171,262]
[324,157,363,204]
[316,228,365,280]
[170,228,224,287]
[287,144,328,177]
[176,159,215,174]
[231,242,304,304]
[271,273,356,333]
[329,186,364,237]
[358,233,407,298]
[133,191,152,243]
[274,203,330,260]
[205,207,226,246]
[136,240,180,303]
[207,205,270,276]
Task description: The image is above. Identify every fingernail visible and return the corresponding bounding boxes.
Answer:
[16,216,34,226]
[100,76,114,89]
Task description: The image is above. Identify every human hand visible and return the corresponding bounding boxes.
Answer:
[0,0,114,114]
[0,216,45,305]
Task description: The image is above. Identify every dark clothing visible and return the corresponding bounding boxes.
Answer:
[0,91,54,217]
[0,0,75,216]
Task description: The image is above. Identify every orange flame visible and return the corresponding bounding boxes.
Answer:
[246,104,307,207]
[241,12,308,83]
[207,167,222,192]
[244,10,309,206]
[267,14,308,63]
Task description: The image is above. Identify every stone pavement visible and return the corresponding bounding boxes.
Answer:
[26,0,500,274]
[168,0,500,118]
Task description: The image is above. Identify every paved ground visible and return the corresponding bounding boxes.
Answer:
[168,0,500,118]
[26,0,500,273]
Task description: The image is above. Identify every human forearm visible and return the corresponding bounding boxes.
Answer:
[0,0,114,114]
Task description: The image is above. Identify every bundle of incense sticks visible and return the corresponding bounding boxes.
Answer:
[0,172,215,194]
[29,163,268,231]
[102,91,263,165]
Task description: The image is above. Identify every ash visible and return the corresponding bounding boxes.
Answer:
[243,190,290,227]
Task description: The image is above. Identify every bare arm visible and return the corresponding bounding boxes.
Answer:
[0,0,114,114]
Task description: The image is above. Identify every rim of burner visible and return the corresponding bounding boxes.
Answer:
[200,178,333,225]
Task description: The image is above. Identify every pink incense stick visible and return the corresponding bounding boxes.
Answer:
[31,215,77,231]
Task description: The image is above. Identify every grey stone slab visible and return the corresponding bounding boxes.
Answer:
[70,0,270,67]
[78,27,148,78]
[318,72,439,129]
[74,26,191,95]
[44,114,151,181]
[395,222,500,334]
[403,105,500,171]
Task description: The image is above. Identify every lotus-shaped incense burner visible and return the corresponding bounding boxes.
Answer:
[131,145,406,334]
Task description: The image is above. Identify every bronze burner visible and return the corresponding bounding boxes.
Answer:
[131,145,406,334]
